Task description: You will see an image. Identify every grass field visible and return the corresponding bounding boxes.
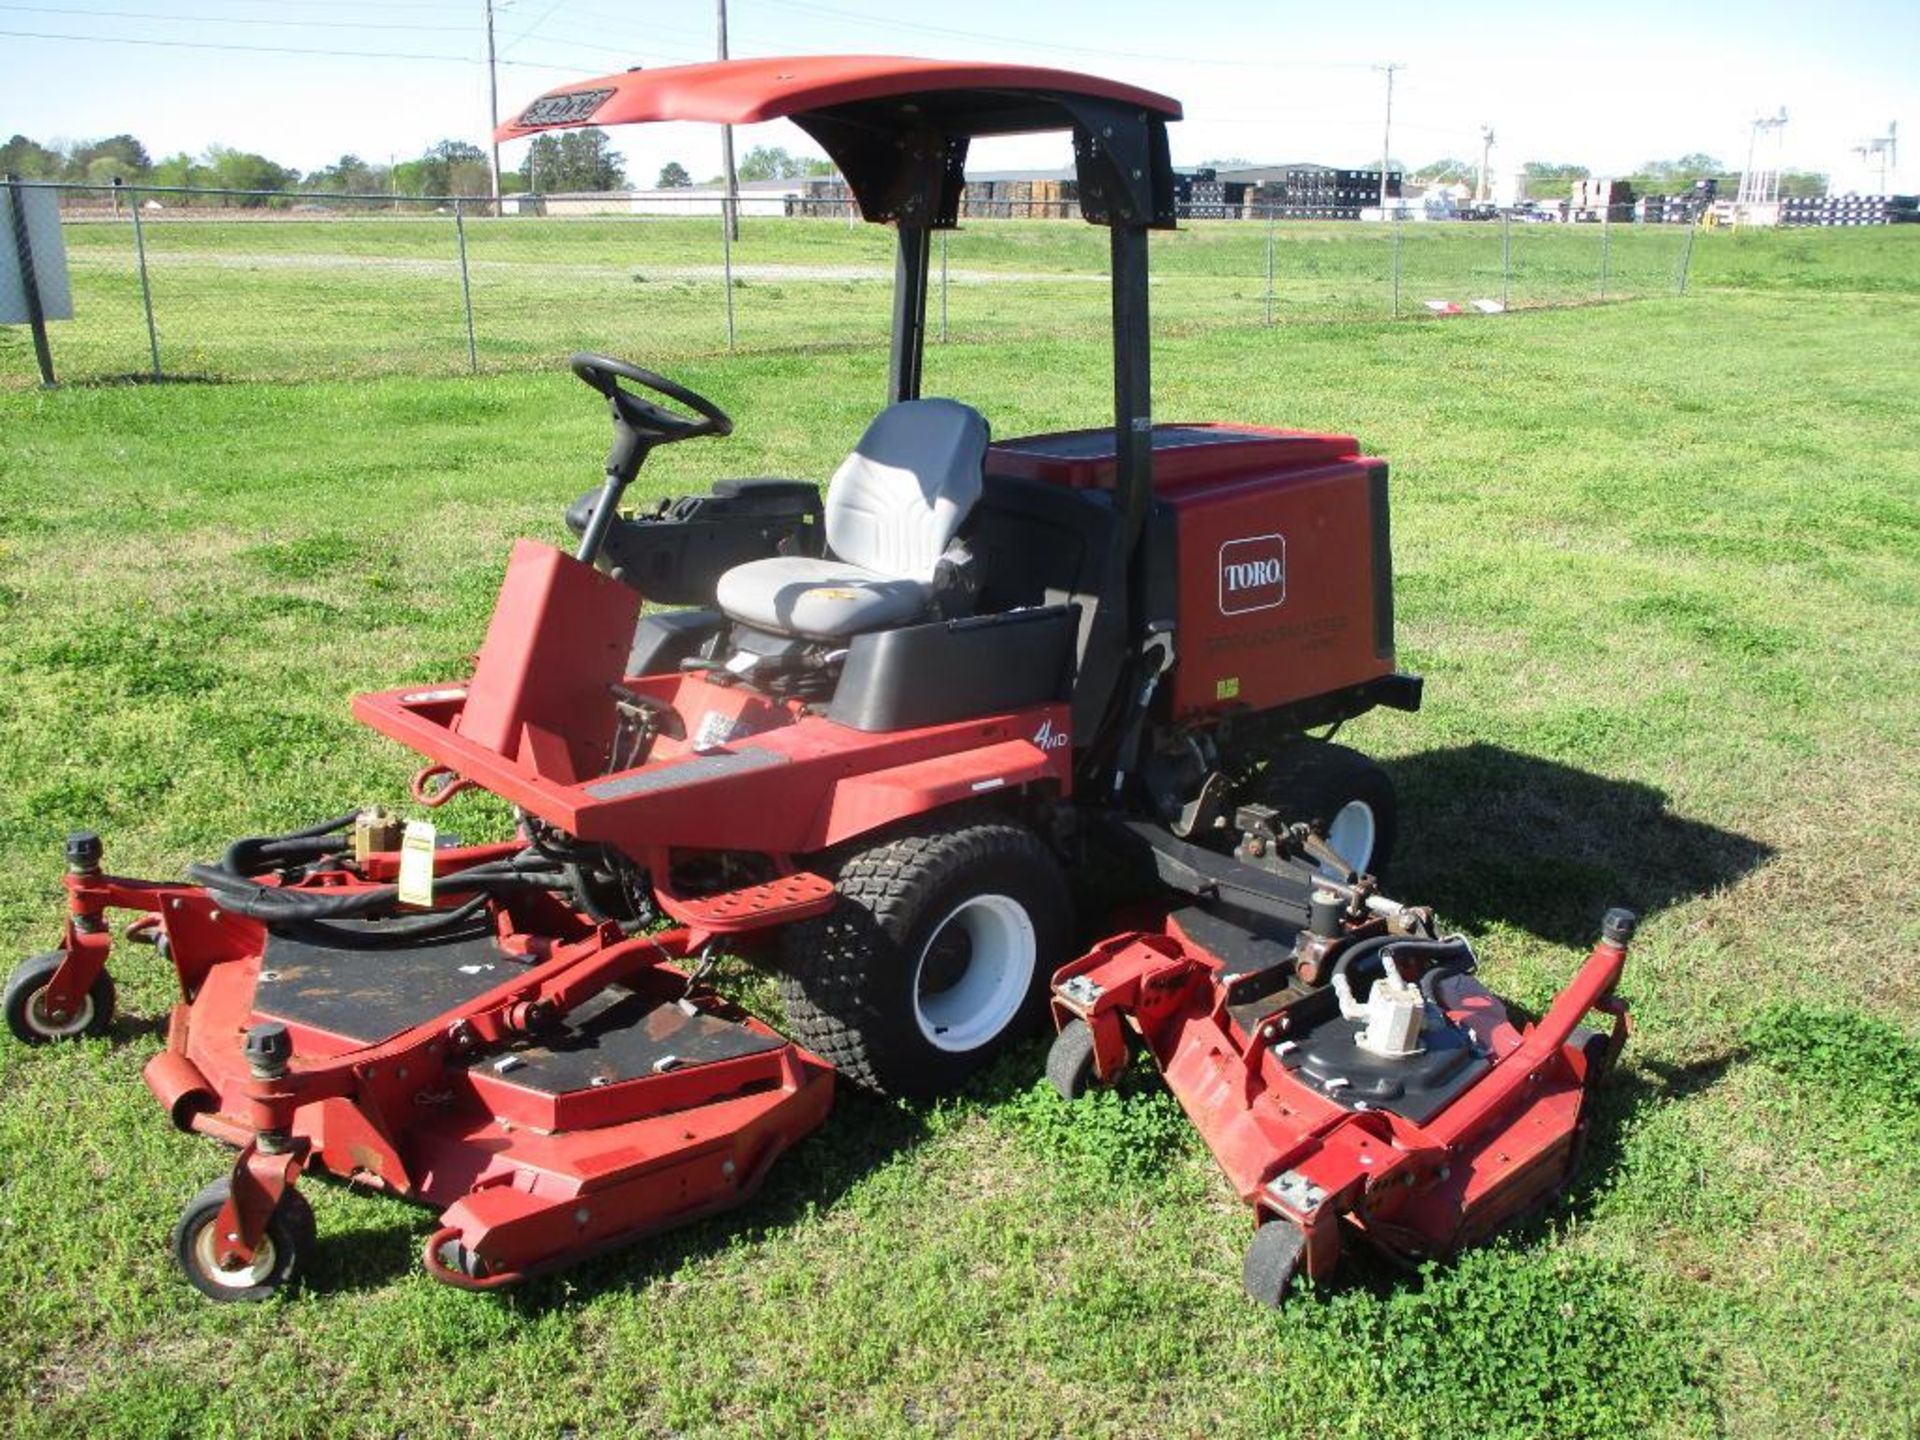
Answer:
[0,229,1918,1438]
[6,212,1717,384]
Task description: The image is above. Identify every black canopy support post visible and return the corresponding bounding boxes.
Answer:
[5,174,55,387]
[1109,220,1153,587]
[888,222,931,405]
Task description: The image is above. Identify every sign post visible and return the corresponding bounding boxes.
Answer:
[2,175,73,387]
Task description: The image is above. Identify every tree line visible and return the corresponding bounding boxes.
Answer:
[3,130,1834,206]
[3,128,837,204]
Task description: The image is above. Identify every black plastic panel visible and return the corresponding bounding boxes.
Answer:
[828,606,1077,733]
[569,480,823,607]
[628,609,726,676]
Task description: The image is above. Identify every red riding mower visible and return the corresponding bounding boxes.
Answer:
[5,58,1629,1305]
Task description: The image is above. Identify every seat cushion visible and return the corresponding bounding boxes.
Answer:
[715,556,932,641]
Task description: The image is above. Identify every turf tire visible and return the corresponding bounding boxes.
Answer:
[1251,742,1398,881]
[780,815,1071,1099]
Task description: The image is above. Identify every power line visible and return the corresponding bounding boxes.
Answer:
[0,24,599,68]
[0,1,485,28]
[747,0,1380,71]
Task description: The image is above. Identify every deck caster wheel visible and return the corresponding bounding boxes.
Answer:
[1046,1018,1100,1101]
[171,1177,315,1303]
[1241,1220,1307,1308]
[4,952,116,1045]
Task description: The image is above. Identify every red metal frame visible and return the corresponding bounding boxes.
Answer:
[1050,921,1630,1280]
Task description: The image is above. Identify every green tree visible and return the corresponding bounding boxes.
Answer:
[1521,160,1591,199]
[66,133,151,179]
[1414,157,1474,184]
[305,154,379,193]
[206,145,299,202]
[149,151,213,195]
[520,129,625,192]
[0,133,61,177]
[657,160,692,188]
[416,139,490,197]
[736,145,830,181]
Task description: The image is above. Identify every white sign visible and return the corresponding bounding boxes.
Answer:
[0,185,74,324]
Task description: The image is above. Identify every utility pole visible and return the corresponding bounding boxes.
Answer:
[1373,63,1403,211]
[1477,125,1495,204]
[717,0,739,241]
[1737,107,1788,213]
[484,0,503,216]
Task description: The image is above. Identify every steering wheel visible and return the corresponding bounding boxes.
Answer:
[569,352,733,443]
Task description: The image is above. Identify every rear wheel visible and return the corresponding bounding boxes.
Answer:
[1251,743,1398,881]
[4,952,116,1045]
[780,816,1072,1099]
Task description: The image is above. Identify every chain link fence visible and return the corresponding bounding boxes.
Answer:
[2,181,1698,387]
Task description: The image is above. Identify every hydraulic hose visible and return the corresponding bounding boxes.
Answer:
[187,852,565,923]
[1329,935,1476,996]
[216,812,359,877]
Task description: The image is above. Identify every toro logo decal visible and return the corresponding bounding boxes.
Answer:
[1219,534,1287,615]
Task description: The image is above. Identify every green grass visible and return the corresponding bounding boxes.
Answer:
[0,234,1918,1437]
[4,213,1727,385]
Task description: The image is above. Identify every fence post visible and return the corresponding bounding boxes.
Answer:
[1677,221,1696,295]
[1390,220,1402,319]
[938,229,949,343]
[118,177,162,381]
[1501,215,1512,310]
[453,199,478,374]
[1598,217,1611,302]
[1264,208,1276,325]
[4,173,55,386]
[720,195,736,352]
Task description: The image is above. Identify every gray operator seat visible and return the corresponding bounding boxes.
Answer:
[714,398,987,641]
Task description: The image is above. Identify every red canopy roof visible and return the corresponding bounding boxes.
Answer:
[496,55,1182,142]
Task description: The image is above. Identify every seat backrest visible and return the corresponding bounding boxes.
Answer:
[824,399,988,582]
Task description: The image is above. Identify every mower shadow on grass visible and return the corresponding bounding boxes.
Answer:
[1382,743,1773,947]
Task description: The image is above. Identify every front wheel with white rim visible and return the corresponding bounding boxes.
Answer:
[1251,742,1399,882]
[4,951,116,1045]
[779,816,1072,1099]
[171,1177,315,1303]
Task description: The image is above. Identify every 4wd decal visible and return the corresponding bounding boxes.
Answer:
[1218,533,1287,615]
[516,87,615,128]
[1031,718,1070,751]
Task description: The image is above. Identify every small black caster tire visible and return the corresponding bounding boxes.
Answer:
[4,952,116,1045]
[171,1177,316,1302]
[1046,1018,1100,1101]
[434,1236,490,1281]
[1242,1219,1307,1308]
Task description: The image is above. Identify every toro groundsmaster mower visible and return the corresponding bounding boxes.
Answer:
[6,57,1631,1305]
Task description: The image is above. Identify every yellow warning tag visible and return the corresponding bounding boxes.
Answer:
[1216,676,1241,700]
[808,587,861,601]
[397,820,437,908]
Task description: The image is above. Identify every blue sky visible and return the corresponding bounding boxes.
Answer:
[2,0,1914,190]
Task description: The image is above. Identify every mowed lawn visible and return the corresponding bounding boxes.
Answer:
[0,237,1918,1438]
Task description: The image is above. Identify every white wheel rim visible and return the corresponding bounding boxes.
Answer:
[1323,800,1377,878]
[912,894,1037,1053]
[191,1219,278,1289]
[26,985,94,1039]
